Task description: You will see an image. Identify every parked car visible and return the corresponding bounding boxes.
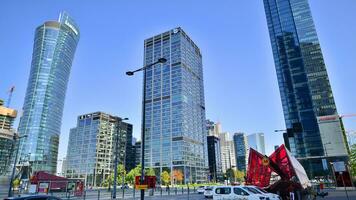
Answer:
[204,186,214,198]
[213,185,268,200]
[5,195,62,200]
[246,186,281,200]
[197,186,206,194]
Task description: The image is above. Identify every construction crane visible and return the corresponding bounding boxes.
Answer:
[340,113,356,119]
[6,86,15,107]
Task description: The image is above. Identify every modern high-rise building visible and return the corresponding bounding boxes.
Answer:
[134,141,141,167]
[247,133,265,155]
[207,135,223,182]
[263,0,349,177]
[143,27,207,183]
[0,99,17,176]
[207,120,221,137]
[219,132,236,173]
[233,132,248,172]
[65,112,133,187]
[17,11,80,174]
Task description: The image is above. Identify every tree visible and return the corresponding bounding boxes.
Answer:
[172,169,184,184]
[234,169,245,182]
[225,168,236,183]
[145,167,155,176]
[126,164,141,185]
[161,171,170,186]
[104,164,126,186]
[350,144,356,178]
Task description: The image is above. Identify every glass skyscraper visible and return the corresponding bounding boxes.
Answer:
[18,12,80,173]
[233,132,248,172]
[247,133,265,155]
[263,0,349,177]
[143,27,207,183]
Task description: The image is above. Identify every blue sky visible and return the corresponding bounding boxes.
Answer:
[1,0,355,165]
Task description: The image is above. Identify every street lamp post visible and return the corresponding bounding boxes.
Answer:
[113,117,129,199]
[126,58,167,200]
[8,134,27,197]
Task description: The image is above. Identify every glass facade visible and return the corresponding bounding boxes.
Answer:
[233,133,248,172]
[247,133,265,155]
[143,27,208,183]
[65,112,133,187]
[263,0,348,177]
[17,12,80,173]
[207,136,223,182]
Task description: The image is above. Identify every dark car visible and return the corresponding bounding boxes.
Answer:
[4,195,62,200]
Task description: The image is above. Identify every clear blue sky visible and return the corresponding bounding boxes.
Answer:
[1,0,355,164]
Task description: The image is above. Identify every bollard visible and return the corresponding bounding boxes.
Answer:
[97,190,100,200]
[83,190,86,200]
[188,186,190,200]
[160,187,162,196]
[133,188,135,199]
[182,187,183,194]
[175,187,177,195]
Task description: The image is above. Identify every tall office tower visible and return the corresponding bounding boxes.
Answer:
[207,135,223,182]
[65,112,133,187]
[206,120,221,137]
[263,0,349,177]
[233,132,248,171]
[247,133,265,155]
[0,99,17,176]
[17,12,80,173]
[219,132,236,173]
[143,27,207,183]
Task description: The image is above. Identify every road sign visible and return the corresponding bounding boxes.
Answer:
[135,184,148,190]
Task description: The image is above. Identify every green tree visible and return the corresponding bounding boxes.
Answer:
[350,144,356,178]
[225,168,236,183]
[126,164,142,185]
[234,169,245,182]
[12,178,20,188]
[104,164,126,186]
[161,171,171,186]
[145,167,155,176]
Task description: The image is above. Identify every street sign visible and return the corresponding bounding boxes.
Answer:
[135,184,148,190]
[333,161,346,172]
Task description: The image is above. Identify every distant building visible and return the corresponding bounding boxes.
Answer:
[274,145,279,151]
[219,132,236,173]
[65,112,133,187]
[247,133,265,155]
[17,11,80,174]
[0,99,17,176]
[206,120,221,137]
[134,141,141,167]
[233,133,248,172]
[207,136,223,182]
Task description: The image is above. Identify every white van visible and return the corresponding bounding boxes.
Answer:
[245,186,281,200]
[213,186,268,200]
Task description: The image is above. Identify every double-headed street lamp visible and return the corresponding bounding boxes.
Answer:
[113,117,129,199]
[126,57,167,200]
[8,134,27,197]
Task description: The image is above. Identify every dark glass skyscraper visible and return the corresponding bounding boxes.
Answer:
[18,12,80,173]
[143,27,207,183]
[263,0,348,177]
